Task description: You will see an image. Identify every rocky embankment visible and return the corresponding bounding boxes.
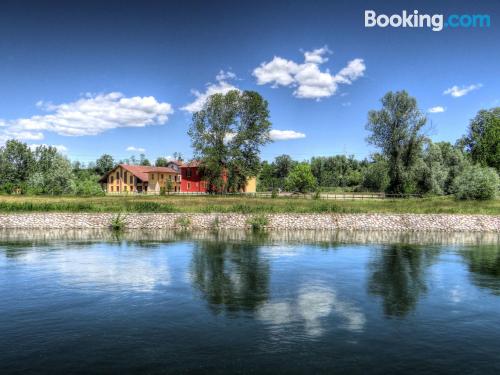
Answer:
[0,213,498,232]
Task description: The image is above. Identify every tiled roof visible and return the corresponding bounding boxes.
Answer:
[181,160,202,168]
[119,164,178,182]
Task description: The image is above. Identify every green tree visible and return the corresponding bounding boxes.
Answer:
[362,154,390,192]
[188,90,272,192]
[95,154,114,176]
[139,154,151,166]
[366,91,427,194]
[459,107,500,171]
[28,145,74,195]
[453,165,499,200]
[155,157,168,167]
[0,140,35,191]
[165,178,174,194]
[285,163,317,193]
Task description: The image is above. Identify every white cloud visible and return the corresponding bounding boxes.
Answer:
[428,106,446,113]
[443,84,482,98]
[126,146,146,153]
[270,129,306,140]
[0,92,173,141]
[182,71,239,113]
[29,144,68,154]
[253,46,366,100]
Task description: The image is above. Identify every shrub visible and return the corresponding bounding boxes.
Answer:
[247,214,269,232]
[175,215,191,230]
[110,213,126,231]
[271,188,278,199]
[453,165,499,200]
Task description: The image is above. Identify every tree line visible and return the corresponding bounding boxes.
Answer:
[0,90,498,200]
[257,93,498,199]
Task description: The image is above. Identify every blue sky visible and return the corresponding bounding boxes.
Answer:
[0,0,498,163]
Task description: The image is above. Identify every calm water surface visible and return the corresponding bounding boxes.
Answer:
[0,230,499,374]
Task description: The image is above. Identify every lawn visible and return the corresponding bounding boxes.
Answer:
[0,195,498,215]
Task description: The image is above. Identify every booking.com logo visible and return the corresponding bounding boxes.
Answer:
[365,10,491,31]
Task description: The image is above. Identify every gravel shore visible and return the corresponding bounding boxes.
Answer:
[0,213,498,232]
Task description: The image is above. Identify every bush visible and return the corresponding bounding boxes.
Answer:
[175,215,191,230]
[110,213,126,231]
[453,165,499,200]
[247,214,269,232]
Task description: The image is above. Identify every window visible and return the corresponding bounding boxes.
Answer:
[187,182,191,190]
[116,171,119,180]
[186,168,191,178]
[110,186,114,192]
[129,175,133,184]
[110,176,114,183]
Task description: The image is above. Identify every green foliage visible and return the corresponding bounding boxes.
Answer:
[110,213,126,231]
[459,107,500,171]
[311,155,365,188]
[366,91,427,194]
[188,90,272,193]
[0,140,35,191]
[139,153,151,166]
[362,155,390,192]
[165,179,174,194]
[247,214,269,232]
[453,165,499,200]
[413,141,468,195]
[175,215,191,230]
[285,163,317,193]
[155,157,168,167]
[95,154,114,176]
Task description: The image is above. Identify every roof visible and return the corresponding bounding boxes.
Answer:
[99,164,178,183]
[181,160,202,168]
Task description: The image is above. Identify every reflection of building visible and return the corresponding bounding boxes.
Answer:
[100,162,257,194]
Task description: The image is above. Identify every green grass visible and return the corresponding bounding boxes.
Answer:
[0,195,498,214]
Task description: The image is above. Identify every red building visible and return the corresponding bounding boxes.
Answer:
[180,161,208,192]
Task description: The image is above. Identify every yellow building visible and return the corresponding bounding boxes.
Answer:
[99,164,180,193]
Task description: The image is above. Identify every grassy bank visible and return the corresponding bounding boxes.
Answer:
[0,195,498,215]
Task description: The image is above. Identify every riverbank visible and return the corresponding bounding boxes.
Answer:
[0,213,498,232]
[0,195,499,215]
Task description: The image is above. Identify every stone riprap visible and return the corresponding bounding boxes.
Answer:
[0,213,498,232]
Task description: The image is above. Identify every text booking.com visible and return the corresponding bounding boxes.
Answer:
[365,10,491,31]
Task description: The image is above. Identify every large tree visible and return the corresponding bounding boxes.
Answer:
[188,90,272,192]
[459,107,500,172]
[366,91,427,194]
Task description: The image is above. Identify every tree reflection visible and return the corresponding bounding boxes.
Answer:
[368,244,438,317]
[190,238,270,314]
[461,245,500,295]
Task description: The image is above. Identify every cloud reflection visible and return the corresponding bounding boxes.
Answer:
[257,284,365,337]
[17,246,171,292]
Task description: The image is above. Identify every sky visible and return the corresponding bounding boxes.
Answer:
[0,0,498,164]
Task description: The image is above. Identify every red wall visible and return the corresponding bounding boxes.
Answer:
[180,166,207,192]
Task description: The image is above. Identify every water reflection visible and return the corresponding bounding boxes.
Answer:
[368,244,439,317]
[4,242,171,292]
[190,239,270,313]
[461,245,500,295]
[258,285,366,337]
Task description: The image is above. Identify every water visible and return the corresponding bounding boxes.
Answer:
[0,230,499,374]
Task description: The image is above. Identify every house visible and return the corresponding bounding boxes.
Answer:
[180,161,256,193]
[100,161,256,194]
[99,164,180,193]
